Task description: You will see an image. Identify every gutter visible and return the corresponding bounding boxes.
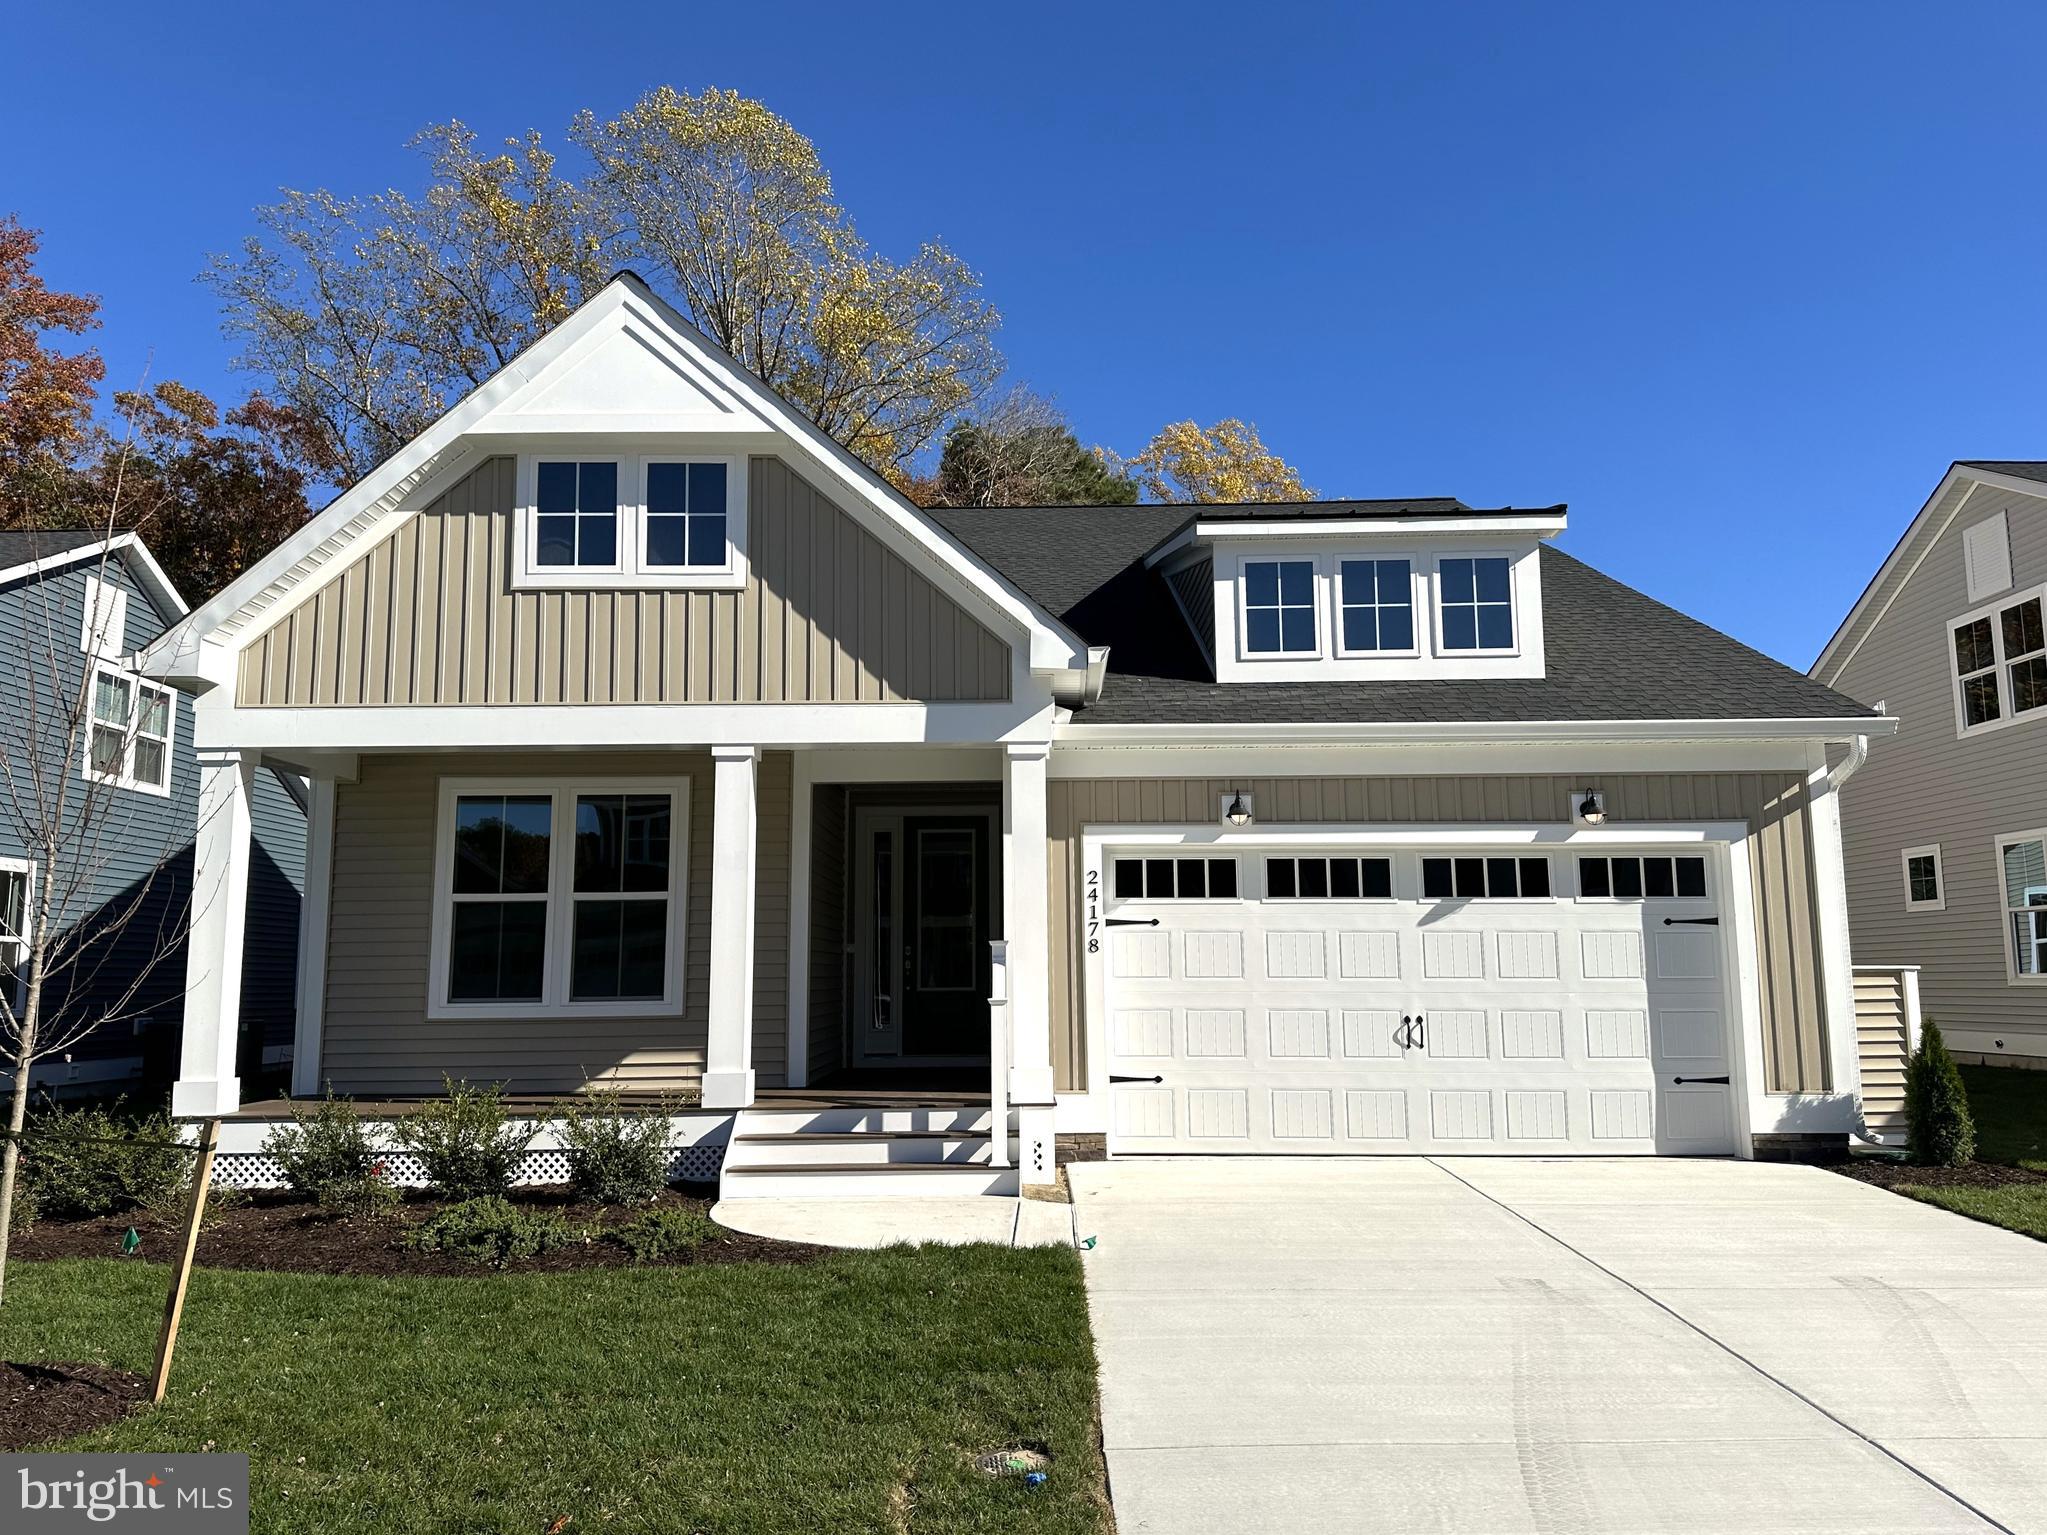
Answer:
[1053,716,1899,747]
[1048,647,1112,710]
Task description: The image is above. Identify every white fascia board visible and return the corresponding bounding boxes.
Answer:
[1052,716,1897,747]
[0,532,187,621]
[1084,820,1752,848]
[1046,738,1823,776]
[1142,513,1569,568]
[193,699,1063,753]
[1812,464,2047,682]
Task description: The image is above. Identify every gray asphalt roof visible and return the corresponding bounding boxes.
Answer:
[1958,461,2047,484]
[931,505,1879,726]
[0,529,113,569]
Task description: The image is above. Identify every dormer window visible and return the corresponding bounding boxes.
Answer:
[1243,559,1317,654]
[1337,558,1416,654]
[1438,556,1515,652]
[515,452,746,591]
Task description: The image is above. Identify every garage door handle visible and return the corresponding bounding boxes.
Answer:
[1106,917,1160,927]
[1412,1015,1425,1049]
[1671,1075,1730,1085]
[1398,1015,1413,1048]
[1110,1074,1164,1084]
[1663,916,1719,926]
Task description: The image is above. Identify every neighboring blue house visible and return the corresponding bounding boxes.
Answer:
[0,529,305,1098]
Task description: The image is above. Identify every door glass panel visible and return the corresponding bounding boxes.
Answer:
[871,830,893,1029]
[916,829,977,991]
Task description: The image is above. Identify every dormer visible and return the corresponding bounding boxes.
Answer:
[1143,500,1567,683]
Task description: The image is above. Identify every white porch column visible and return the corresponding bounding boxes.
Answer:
[1806,762,1864,1109]
[702,746,760,1111]
[171,749,255,1117]
[1003,742,1057,1185]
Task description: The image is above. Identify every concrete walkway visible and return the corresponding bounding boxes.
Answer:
[1071,1157,2047,1535]
[711,1195,1074,1249]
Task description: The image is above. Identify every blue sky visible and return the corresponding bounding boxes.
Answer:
[6,1,2042,669]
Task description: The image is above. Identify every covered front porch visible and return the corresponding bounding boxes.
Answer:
[172,743,1060,1191]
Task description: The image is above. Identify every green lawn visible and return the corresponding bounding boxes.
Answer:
[1891,1065,2047,1240]
[0,1247,1112,1534]
[1897,1182,2047,1241]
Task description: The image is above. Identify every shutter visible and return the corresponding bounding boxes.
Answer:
[1964,513,2013,601]
[79,573,129,655]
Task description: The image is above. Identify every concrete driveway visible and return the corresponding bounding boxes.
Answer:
[1069,1157,2047,1534]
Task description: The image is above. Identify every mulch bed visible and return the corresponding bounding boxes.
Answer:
[0,1361,148,1451]
[1832,1157,2047,1193]
[16,1186,827,1277]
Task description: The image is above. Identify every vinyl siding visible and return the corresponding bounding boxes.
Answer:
[1854,969,1911,1140]
[1830,482,2047,1052]
[1046,772,1831,1095]
[235,456,1011,706]
[317,749,792,1094]
[808,783,848,1084]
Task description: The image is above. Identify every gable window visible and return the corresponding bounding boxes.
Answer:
[1111,855,1238,901]
[1578,855,1708,900]
[432,778,688,1017]
[1242,559,1317,655]
[1337,559,1415,654]
[1901,844,1944,911]
[1266,855,1394,900]
[517,453,745,590]
[1438,556,1515,651]
[1998,831,2047,982]
[1951,588,2047,734]
[1421,855,1551,900]
[83,667,172,796]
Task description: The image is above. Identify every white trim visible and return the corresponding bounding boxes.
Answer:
[0,531,187,621]
[1431,549,1521,658]
[1236,553,1325,660]
[80,665,175,798]
[172,750,254,1117]
[1945,583,2047,740]
[1331,554,1423,660]
[786,752,814,1089]
[289,776,337,1095]
[1991,825,2047,986]
[1804,764,1863,1109]
[1141,509,1569,566]
[0,854,36,1016]
[1900,843,1946,913]
[1051,716,1893,747]
[426,775,691,1021]
[509,450,748,592]
[703,746,761,1108]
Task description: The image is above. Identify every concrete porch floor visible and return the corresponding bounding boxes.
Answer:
[711,1195,1076,1249]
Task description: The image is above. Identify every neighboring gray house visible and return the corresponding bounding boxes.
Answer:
[0,530,306,1096]
[135,274,1895,1197]
[1814,461,2047,1067]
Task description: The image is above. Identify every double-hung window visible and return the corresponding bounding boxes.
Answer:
[1242,559,1317,655]
[1337,559,1415,653]
[0,858,31,1007]
[1997,830,2047,982]
[1438,556,1515,652]
[1952,588,2047,734]
[83,667,173,796]
[518,454,744,589]
[433,778,688,1016]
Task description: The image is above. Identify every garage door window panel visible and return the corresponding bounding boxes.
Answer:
[1578,855,1708,901]
[1421,855,1551,900]
[1265,856,1394,901]
[1112,855,1238,902]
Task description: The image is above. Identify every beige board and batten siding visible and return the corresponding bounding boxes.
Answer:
[1047,772,1833,1096]
[1829,481,2047,1054]
[318,750,793,1095]
[236,455,1011,707]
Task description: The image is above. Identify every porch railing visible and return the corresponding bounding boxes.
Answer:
[987,939,1010,1168]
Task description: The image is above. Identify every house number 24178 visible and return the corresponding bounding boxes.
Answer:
[1085,867,1100,954]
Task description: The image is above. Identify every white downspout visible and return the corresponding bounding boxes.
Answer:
[1827,731,1871,792]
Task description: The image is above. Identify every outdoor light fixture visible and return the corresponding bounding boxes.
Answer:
[1225,792,1254,827]
[1575,790,1608,826]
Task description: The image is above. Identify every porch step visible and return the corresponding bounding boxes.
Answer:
[729,1132,995,1168]
[719,1104,1018,1198]
[738,1106,995,1136]
[719,1161,1021,1199]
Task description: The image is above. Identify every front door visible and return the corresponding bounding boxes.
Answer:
[851,806,997,1065]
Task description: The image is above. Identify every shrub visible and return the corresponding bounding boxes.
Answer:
[263,1091,399,1214]
[392,1079,536,1199]
[403,1196,573,1266]
[558,1090,676,1204]
[612,1204,718,1263]
[18,1100,189,1219]
[1907,1019,1976,1167]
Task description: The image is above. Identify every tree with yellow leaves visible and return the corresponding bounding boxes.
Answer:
[1119,418,1316,503]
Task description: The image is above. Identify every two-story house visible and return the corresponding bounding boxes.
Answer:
[1814,461,2047,1069]
[0,529,306,1096]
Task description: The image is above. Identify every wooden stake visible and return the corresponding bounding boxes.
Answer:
[151,1118,219,1405]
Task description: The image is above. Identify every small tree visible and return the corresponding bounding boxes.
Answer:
[1906,1019,1975,1168]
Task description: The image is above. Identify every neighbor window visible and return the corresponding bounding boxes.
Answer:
[1438,556,1515,651]
[1266,855,1394,900]
[1111,856,1239,900]
[1421,855,1551,899]
[1952,588,2047,733]
[1242,559,1317,654]
[1998,832,2047,981]
[1337,559,1415,653]
[0,860,30,1005]
[1577,855,1708,901]
[1901,844,1944,912]
[434,779,687,1015]
[519,453,744,588]
[82,667,172,795]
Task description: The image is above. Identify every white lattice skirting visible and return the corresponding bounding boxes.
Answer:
[210,1115,732,1191]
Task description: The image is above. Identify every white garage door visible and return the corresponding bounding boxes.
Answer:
[1101,841,1738,1156]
